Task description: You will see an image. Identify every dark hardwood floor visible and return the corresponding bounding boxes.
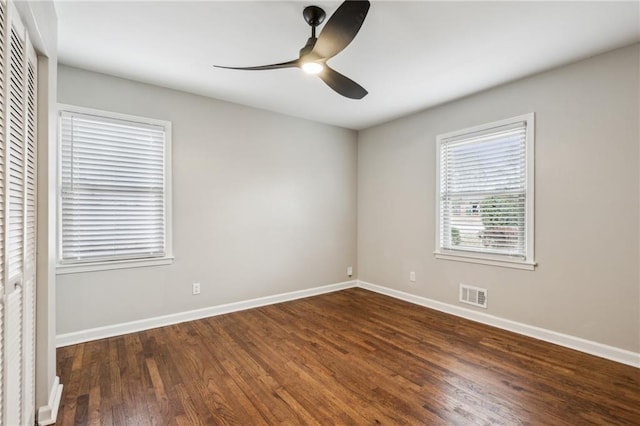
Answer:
[57,288,640,425]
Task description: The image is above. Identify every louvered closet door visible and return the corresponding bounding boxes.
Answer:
[5,3,24,425]
[2,1,37,425]
[0,0,6,423]
[21,29,37,426]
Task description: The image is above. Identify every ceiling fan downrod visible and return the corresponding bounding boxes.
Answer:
[300,6,325,56]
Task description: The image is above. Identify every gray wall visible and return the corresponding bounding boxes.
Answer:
[358,44,640,352]
[57,65,358,334]
[58,44,640,355]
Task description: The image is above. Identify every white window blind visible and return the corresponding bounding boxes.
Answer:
[436,114,534,268]
[60,110,170,264]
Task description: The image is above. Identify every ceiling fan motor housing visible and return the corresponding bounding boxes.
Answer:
[303,6,326,27]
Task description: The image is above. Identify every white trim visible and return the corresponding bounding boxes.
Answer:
[36,376,63,426]
[54,279,639,368]
[434,252,536,270]
[56,256,174,275]
[56,103,173,271]
[525,112,535,264]
[56,280,357,347]
[435,113,535,269]
[358,280,640,368]
[56,103,170,130]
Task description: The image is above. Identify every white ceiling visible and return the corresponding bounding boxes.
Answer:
[55,1,640,130]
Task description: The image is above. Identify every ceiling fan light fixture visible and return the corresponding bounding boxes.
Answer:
[213,1,370,99]
[301,61,324,75]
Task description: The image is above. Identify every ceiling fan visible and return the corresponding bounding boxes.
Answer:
[214,1,370,100]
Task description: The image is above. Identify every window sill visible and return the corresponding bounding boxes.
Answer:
[56,256,174,275]
[434,251,536,270]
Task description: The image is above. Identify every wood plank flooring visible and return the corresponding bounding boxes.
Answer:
[57,288,640,425]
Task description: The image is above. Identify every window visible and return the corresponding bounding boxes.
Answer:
[58,105,172,273]
[435,113,535,270]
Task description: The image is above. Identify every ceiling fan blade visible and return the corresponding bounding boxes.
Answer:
[318,65,367,99]
[214,59,299,71]
[312,0,370,60]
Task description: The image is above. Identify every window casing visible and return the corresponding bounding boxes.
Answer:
[435,113,535,270]
[57,105,173,273]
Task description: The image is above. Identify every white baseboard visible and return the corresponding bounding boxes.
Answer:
[55,278,639,368]
[56,280,357,347]
[37,375,63,425]
[358,280,640,368]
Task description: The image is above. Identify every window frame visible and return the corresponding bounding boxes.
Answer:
[434,113,535,270]
[56,104,173,274]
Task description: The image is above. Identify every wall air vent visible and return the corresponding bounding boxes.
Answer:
[459,284,487,309]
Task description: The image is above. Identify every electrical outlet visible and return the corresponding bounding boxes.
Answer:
[192,282,201,295]
[409,271,416,282]
[347,266,353,277]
